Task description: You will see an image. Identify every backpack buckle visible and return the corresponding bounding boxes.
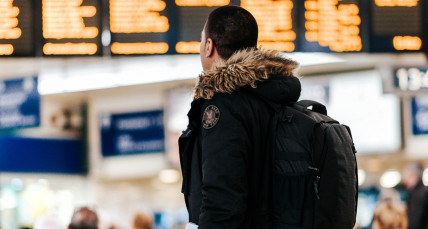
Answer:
[308,165,319,174]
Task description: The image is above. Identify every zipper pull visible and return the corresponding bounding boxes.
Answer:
[314,175,321,200]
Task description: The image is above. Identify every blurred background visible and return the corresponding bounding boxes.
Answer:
[0,0,427,228]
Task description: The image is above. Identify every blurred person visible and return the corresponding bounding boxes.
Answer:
[69,207,98,229]
[378,188,403,204]
[34,213,62,229]
[179,5,301,228]
[403,163,428,229]
[133,212,153,229]
[372,200,407,229]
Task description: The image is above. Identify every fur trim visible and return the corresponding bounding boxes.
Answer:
[194,48,299,100]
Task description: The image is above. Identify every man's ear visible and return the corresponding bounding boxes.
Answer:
[205,38,214,57]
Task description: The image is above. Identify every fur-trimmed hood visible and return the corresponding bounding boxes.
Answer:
[194,48,301,104]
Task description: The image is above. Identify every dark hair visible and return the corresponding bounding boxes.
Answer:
[69,207,98,229]
[205,5,258,59]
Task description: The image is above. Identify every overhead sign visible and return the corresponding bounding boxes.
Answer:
[0,0,34,56]
[100,110,165,156]
[174,0,297,53]
[370,0,424,52]
[0,137,86,174]
[0,77,40,129]
[40,0,102,56]
[109,0,171,55]
[412,96,428,135]
[1,0,428,56]
[394,67,428,91]
[299,0,363,52]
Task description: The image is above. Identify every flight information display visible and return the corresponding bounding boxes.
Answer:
[299,0,363,52]
[0,0,426,56]
[370,0,423,52]
[174,0,297,53]
[109,0,171,55]
[174,0,239,54]
[41,0,102,56]
[242,0,297,52]
[0,0,34,56]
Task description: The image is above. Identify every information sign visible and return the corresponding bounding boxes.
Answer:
[109,0,171,55]
[100,110,165,156]
[41,0,102,56]
[1,0,427,56]
[0,77,40,129]
[394,67,428,92]
[0,0,34,56]
[370,0,424,52]
[412,96,428,135]
[299,0,363,52]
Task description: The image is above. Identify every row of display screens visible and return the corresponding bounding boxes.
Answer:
[1,0,427,56]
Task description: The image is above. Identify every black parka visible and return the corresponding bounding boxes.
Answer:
[179,48,301,228]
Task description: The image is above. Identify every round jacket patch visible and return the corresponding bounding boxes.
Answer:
[202,105,220,129]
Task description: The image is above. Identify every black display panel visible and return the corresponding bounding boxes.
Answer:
[174,0,240,54]
[241,0,298,52]
[369,0,423,52]
[423,0,428,54]
[109,0,173,55]
[110,0,299,55]
[40,0,102,56]
[0,0,34,56]
[174,0,299,53]
[0,0,427,56]
[298,0,364,52]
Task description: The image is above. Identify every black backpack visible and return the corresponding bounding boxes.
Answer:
[269,100,358,229]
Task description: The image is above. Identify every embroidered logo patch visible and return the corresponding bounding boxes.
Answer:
[202,105,220,129]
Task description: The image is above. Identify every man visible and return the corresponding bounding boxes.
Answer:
[69,207,98,229]
[403,163,428,229]
[179,5,301,228]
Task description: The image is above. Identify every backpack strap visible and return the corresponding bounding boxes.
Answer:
[297,100,327,115]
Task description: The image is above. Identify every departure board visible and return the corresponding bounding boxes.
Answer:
[174,0,297,53]
[0,0,427,56]
[242,0,297,52]
[424,0,428,53]
[175,0,238,54]
[370,0,423,52]
[0,0,34,56]
[299,0,363,52]
[41,0,102,56]
[109,0,171,55]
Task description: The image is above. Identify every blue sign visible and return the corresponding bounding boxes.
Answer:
[0,137,86,174]
[100,110,165,156]
[412,96,428,135]
[0,77,40,129]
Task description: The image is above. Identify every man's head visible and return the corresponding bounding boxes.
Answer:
[200,5,258,71]
[69,207,98,229]
[403,162,424,189]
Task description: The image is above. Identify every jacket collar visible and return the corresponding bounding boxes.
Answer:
[194,48,299,100]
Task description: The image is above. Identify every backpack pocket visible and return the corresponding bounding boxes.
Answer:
[272,159,314,228]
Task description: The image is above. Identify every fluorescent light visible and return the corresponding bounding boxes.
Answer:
[38,53,343,95]
[423,168,428,186]
[158,169,180,184]
[284,52,344,66]
[358,169,366,186]
[380,170,401,188]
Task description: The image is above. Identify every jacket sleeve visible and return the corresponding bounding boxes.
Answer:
[198,95,250,228]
